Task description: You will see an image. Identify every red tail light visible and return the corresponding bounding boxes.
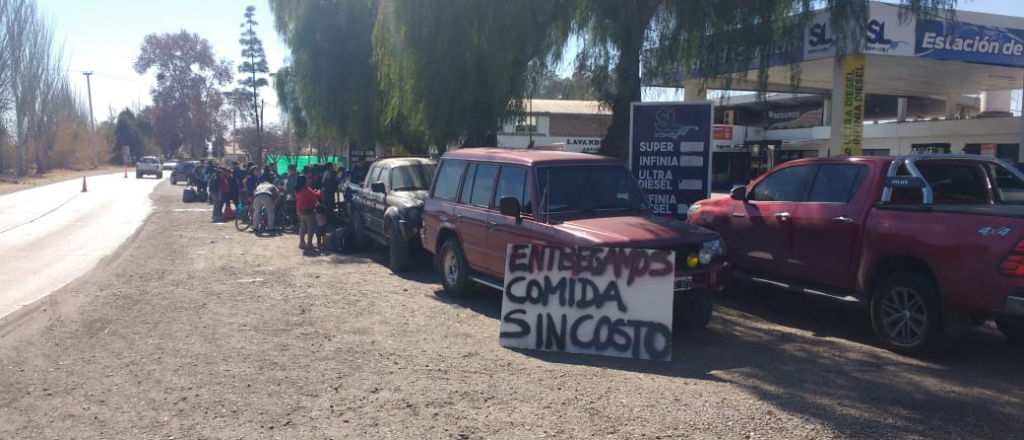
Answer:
[1000,240,1024,277]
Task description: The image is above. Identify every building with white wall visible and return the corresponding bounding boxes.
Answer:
[496,99,611,152]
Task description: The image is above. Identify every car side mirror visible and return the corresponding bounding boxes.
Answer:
[370,182,386,194]
[730,186,747,201]
[499,196,522,224]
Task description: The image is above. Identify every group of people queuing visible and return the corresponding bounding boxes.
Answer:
[190,159,345,252]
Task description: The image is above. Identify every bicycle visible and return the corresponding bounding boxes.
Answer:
[236,197,291,233]
[235,203,254,231]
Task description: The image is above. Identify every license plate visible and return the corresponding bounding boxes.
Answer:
[674,276,693,291]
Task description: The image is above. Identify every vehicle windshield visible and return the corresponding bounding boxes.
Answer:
[536,164,649,214]
[391,164,436,191]
[139,157,159,164]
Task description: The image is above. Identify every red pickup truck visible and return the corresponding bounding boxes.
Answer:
[687,154,1024,356]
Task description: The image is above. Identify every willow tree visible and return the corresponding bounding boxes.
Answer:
[374,0,958,158]
[374,0,572,148]
[269,0,381,145]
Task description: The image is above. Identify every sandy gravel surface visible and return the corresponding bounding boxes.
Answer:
[1,179,1022,440]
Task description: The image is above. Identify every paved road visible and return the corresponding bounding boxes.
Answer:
[0,172,164,318]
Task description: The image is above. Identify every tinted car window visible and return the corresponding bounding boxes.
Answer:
[891,162,989,204]
[460,163,497,207]
[990,163,1024,204]
[750,165,811,202]
[536,164,647,214]
[492,166,531,214]
[139,157,159,164]
[377,167,390,190]
[367,166,383,185]
[391,164,436,191]
[808,164,868,203]
[432,159,465,201]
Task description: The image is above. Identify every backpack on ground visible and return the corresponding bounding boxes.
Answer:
[182,186,197,203]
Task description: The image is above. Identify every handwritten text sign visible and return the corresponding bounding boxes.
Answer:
[499,244,675,361]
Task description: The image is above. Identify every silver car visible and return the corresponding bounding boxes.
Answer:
[136,156,163,179]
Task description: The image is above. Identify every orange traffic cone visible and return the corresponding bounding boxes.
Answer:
[124,168,128,178]
[81,176,88,192]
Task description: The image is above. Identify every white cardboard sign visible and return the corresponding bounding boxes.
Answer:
[499,244,675,361]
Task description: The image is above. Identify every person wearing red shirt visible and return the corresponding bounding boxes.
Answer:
[294,175,321,250]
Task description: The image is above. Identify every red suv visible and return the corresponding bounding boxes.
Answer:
[421,148,730,329]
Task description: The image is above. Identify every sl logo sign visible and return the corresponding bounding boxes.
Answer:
[866,19,892,45]
[808,22,834,47]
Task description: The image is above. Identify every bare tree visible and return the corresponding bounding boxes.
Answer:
[0,0,87,175]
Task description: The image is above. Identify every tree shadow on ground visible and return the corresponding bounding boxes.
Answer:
[508,283,1024,439]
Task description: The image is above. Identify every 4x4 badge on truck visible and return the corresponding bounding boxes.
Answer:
[978,226,1012,237]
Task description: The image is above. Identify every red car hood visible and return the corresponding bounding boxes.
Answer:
[557,214,718,248]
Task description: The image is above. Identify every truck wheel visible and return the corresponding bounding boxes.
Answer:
[388,220,410,272]
[870,272,946,357]
[995,316,1024,344]
[439,238,472,297]
[171,177,177,185]
[674,292,714,330]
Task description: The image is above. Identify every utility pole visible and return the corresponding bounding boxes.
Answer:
[83,71,96,167]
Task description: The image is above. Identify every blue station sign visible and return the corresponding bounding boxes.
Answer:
[628,102,713,219]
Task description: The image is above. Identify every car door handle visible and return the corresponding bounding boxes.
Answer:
[833,216,854,223]
[774,212,792,221]
[732,212,747,218]
[488,221,498,228]
[455,214,463,220]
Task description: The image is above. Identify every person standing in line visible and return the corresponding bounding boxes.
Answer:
[320,167,338,224]
[244,166,260,205]
[284,164,300,228]
[251,179,280,234]
[228,161,244,210]
[294,175,321,251]
[209,166,228,221]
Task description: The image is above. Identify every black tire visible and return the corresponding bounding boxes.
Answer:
[995,316,1024,344]
[387,219,410,272]
[157,172,163,179]
[136,172,141,179]
[870,272,947,357]
[235,206,251,232]
[439,238,472,297]
[674,292,714,331]
[170,177,177,185]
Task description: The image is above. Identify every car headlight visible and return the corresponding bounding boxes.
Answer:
[700,238,724,263]
[686,203,701,219]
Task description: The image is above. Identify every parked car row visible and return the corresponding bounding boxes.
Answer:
[346,148,1024,357]
[346,149,729,332]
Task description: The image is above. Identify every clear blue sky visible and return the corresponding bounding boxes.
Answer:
[38,0,288,125]
[37,0,1024,123]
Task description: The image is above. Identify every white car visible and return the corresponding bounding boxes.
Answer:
[136,156,163,179]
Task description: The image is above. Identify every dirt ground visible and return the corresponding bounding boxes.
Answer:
[0,166,126,196]
[1,179,1023,440]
